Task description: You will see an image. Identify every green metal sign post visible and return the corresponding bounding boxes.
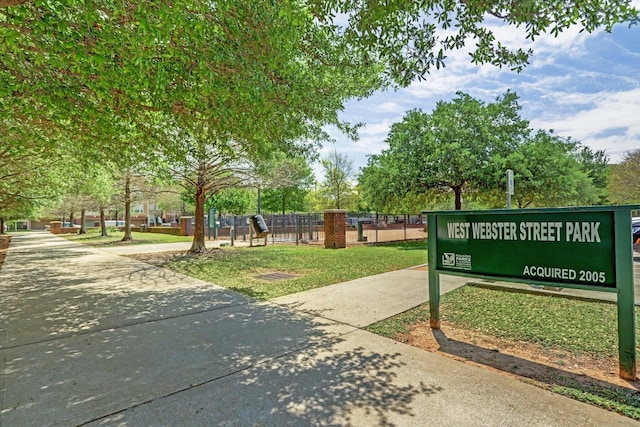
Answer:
[427,206,638,380]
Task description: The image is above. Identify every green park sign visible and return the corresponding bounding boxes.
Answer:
[426,205,639,380]
[436,209,615,288]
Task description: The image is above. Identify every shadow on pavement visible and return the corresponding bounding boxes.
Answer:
[1,233,440,426]
[88,336,441,426]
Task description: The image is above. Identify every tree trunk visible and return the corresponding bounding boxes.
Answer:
[0,217,4,234]
[121,172,133,241]
[100,209,108,237]
[189,175,207,253]
[69,212,74,227]
[79,208,87,234]
[453,186,463,210]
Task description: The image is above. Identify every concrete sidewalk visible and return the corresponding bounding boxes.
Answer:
[1,232,637,426]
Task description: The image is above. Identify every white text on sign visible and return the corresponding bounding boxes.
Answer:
[446,221,601,243]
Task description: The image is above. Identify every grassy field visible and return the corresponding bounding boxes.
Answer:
[367,286,640,419]
[63,230,192,245]
[165,240,427,299]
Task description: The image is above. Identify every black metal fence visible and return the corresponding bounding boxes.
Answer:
[208,213,323,244]
[207,212,426,246]
[343,213,427,245]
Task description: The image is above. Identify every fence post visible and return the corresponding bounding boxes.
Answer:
[404,214,407,241]
[271,216,275,244]
[242,216,247,241]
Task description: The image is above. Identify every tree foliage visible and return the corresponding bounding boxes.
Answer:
[316,150,359,210]
[310,0,639,85]
[256,154,315,214]
[360,92,608,210]
[608,148,640,205]
[495,131,607,208]
[1,0,383,241]
[1,1,383,143]
[0,134,72,228]
[206,189,255,216]
[361,92,529,210]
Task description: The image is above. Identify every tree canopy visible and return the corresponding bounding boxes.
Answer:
[256,154,315,214]
[1,0,384,249]
[361,92,529,210]
[310,0,639,85]
[359,92,608,210]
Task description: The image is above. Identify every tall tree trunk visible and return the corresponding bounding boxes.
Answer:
[69,212,74,227]
[121,172,133,241]
[100,209,108,237]
[0,217,4,234]
[79,208,87,234]
[189,172,207,253]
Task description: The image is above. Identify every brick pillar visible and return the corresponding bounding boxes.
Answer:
[324,209,346,249]
[50,221,61,234]
[180,216,193,236]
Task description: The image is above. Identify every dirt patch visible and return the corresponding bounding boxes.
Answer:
[400,320,639,391]
[0,235,10,272]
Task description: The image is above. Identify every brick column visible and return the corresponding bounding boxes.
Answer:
[324,209,346,249]
[50,221,61,234]
[180,216,193,236]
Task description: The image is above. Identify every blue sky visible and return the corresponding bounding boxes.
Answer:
[316,14,640,179]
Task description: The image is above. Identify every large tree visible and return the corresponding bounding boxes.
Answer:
[157,121,259,252]
[362,92,529,210]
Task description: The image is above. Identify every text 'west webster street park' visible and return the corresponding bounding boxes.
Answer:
[446,221,601,243]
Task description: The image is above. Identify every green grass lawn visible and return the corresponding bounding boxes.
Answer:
[367,285,640,419]
[62,230,192,245]
[166,240,427,299]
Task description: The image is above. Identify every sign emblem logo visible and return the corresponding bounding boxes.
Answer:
[442,253,455,267]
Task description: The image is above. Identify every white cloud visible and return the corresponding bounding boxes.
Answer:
[374,101,405,114]
[532,88,640,161]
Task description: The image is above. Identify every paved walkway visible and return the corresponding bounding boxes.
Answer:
[1,232,638,426]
